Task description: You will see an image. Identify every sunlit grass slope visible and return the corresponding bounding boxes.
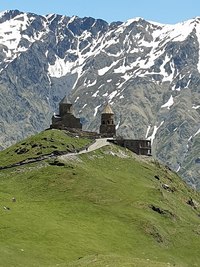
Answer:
[0,129,91,167]
[0,130,200,267]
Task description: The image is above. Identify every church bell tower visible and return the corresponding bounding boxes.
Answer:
[99,103,116,137]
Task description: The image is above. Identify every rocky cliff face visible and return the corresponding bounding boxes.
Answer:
[0,10,199,188]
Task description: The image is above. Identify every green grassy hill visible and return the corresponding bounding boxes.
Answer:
[0,129,200,267]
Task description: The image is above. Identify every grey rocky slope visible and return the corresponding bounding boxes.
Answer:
[0,10,199,188]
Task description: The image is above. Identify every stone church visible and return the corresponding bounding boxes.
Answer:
[50,96,151,156]
[50,96,82,130]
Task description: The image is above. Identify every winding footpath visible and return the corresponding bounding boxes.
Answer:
[0,138,112,170]
[59,138,111,160]
[79,138,111,154]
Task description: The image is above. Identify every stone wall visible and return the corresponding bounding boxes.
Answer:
[109,139,151,156]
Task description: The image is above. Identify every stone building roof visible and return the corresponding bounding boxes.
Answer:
[60,96,71,104]
[102,103,114,114]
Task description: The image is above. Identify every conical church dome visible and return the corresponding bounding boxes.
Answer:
[59,96,71,104]
[102,103,114,114]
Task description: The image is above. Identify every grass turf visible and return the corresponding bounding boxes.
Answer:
[0,131,200,266]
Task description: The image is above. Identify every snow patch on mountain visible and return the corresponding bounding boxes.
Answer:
[114,17,142,34]
[116,120,120,129]
[94,104,101,117]
[188,135,193,142]
[192,105,200,109]
[194,128,200,137]
[145,126,151,139]
[87,80,97,87]
[195,25,200,73]
[108,90,118,101]
[114,58,135,74]
[176,165,181,172]
[161,95,174,109]
[125,17,142,26]
[92,90,99,97]
[74,96,79,103]
[0,13,29,52]
[147,121,164,144]
[82,104,87,109]
[103,92,108,97]
[160,55,175,82]
[48,56,75,78]
[152,19,196,43]
[187,126,200,143]
[98,61,119,76]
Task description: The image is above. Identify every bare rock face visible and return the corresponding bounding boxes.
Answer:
[0,10,199,188]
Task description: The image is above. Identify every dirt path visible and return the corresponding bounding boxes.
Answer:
[79,138,111,154]
[59,138,112,160]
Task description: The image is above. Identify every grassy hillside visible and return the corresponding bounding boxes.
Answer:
[0,130,200,267]
[0,129,91,167]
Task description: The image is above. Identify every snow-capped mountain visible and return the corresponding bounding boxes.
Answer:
[0,10,199,188]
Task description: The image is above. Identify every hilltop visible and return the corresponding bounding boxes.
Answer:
[0,129,200,266]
